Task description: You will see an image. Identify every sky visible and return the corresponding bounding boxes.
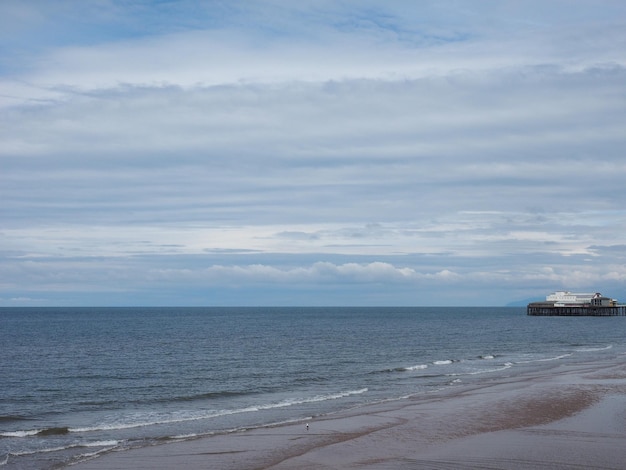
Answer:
[1,0,626,306]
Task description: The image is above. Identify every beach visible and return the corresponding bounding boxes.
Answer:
[71,356,626,470]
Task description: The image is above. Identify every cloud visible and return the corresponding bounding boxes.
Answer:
[3,0,625,106]
[1,1,626,305]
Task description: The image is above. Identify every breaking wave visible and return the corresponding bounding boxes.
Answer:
[4,389,369,437]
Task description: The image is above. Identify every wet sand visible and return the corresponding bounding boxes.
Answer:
[71,358,626,469]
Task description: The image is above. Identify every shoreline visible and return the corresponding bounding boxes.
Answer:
[70,356,626,469]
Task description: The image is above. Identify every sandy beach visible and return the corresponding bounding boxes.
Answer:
[70,356,626,470]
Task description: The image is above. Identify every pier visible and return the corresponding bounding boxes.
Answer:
[527,291,626,316]
[527,303,626,316]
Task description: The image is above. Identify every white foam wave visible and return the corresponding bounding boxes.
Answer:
[448,362,513,377]
[0,430,39,438]
[576,345,613,352]
[83,440,119,447]
[70,445,120,467]
[170,432,201,440]
[517,353,572,364]
[405,364,428,371]
[8,442,109,458]
[272,388,368,407]
[0,439,119,466]
[433,360,453,365]
[71,388,368,433]
[480,355,495,360]
[469,362,513,375]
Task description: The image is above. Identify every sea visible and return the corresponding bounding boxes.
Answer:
[2,306,625,469]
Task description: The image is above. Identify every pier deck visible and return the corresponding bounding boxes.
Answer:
[527,303,626,316]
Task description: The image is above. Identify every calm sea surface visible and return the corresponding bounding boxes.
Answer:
[2,307,625,469]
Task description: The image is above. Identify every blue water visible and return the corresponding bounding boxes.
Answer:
[1,307,625,469]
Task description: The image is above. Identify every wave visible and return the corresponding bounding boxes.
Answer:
[1,427,71,438]
[516,353,573,364]
[167,415,317,443]
[377,356,492,375]
[264,388,368,408]
[37,426,70,436]
[447,362,514,377]
[5,440,119,458]
[372,365,426,374]
[6,388,369,437]
[0,415,32,423]
[74,388,368,432]
[575,344,613,352]
[0,430,39,438]
[380,354,501,375]
[83,440,120,447]
[467,362,513,375]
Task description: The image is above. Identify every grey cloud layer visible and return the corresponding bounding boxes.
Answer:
[1,1,626,305]
[4,69,624,220]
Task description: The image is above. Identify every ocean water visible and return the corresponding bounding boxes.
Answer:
[1,306,625,469]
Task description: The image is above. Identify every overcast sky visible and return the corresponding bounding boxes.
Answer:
[1,0,625,306]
